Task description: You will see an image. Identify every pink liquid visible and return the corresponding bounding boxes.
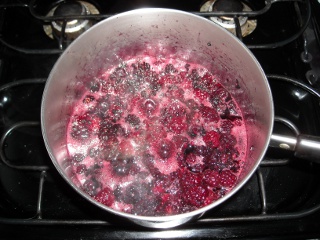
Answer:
[66,56,247,216]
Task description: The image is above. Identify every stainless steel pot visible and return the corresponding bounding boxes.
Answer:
[41,8,274,228]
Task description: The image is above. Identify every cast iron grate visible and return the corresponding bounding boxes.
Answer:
[0,0,320,236]
[0,0,312,52]
[0,75,320,227]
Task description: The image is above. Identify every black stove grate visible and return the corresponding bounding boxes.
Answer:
[0,76,320,227]
[1,0,320,239]
[0,0,312,51]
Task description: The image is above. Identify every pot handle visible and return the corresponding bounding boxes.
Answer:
[270,133,320,161]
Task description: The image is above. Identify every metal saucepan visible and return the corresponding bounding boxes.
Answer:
[41,8,275,228]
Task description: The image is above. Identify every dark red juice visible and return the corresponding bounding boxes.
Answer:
[66,56,247,216]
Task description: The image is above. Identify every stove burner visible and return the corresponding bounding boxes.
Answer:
[43,1,99,42]
[200,0,257,37]
[213,0,243,13]
[54,1,85,16]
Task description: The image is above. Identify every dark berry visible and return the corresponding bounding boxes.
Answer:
[88,147,99,158]
[185,153,205,173]
[220,120,234,134]
[194,88,210,101]
[101,81,114,93]
[219,170,237,188]
[200,72,216,93]
[203,169,220,188]
[180,171,208,208]
[190,164,205,174]
[203,148,225,171]
[70,114,92,140]
[191,71,216,94]
[111,156,136,176]
[194,145,211,157]
[189,69,200,82]
[149,166,162,178]
[161,102,186,119]
[140,90,148,98]
[138,61,150,71]
[132,196,159,216]
[85,163,102,177]
[230,160,241,173]
[146,71,160,85]
[94,187,115,207]
[183,144,196,155]
[219,133,237,147]
[160,104,187,133]
[164,201,182,215]
[168,117,187,134]
[109,67,128,83]
[200,105,219,123]
[73,153,85,162]
[209,88,230,111]
[203,131,220,148]
[94,97,110,117]
[157,139,175,159]
[76,164,87,174]
[83,178,101,196]
[181,144,207,173]
[209,95,222,109]
[213,87,230,101]
[185,151,196,165]
[110,105,124,121]
[165,63,177,74]
[185,99,199,110]
[113,185,123,201]
[220,107,242,121]
[123,183,142,204]
[184,184,209,208]
[98,121,123,141]
[125,114,140,127]
[149,82,161,91]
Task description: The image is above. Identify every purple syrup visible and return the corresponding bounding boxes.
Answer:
[65,57,247,216]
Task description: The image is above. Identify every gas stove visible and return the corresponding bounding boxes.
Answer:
[1,0,320,239]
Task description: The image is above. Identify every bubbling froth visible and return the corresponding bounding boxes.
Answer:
[65,56,247,216]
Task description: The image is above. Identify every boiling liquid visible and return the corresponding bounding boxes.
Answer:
[66,56,247,216]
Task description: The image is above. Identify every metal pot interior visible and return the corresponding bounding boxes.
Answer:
[41,8,273,227]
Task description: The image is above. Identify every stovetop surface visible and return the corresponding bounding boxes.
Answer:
[1,0,320,239]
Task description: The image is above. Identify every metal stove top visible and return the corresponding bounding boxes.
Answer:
[0,0,320,239]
